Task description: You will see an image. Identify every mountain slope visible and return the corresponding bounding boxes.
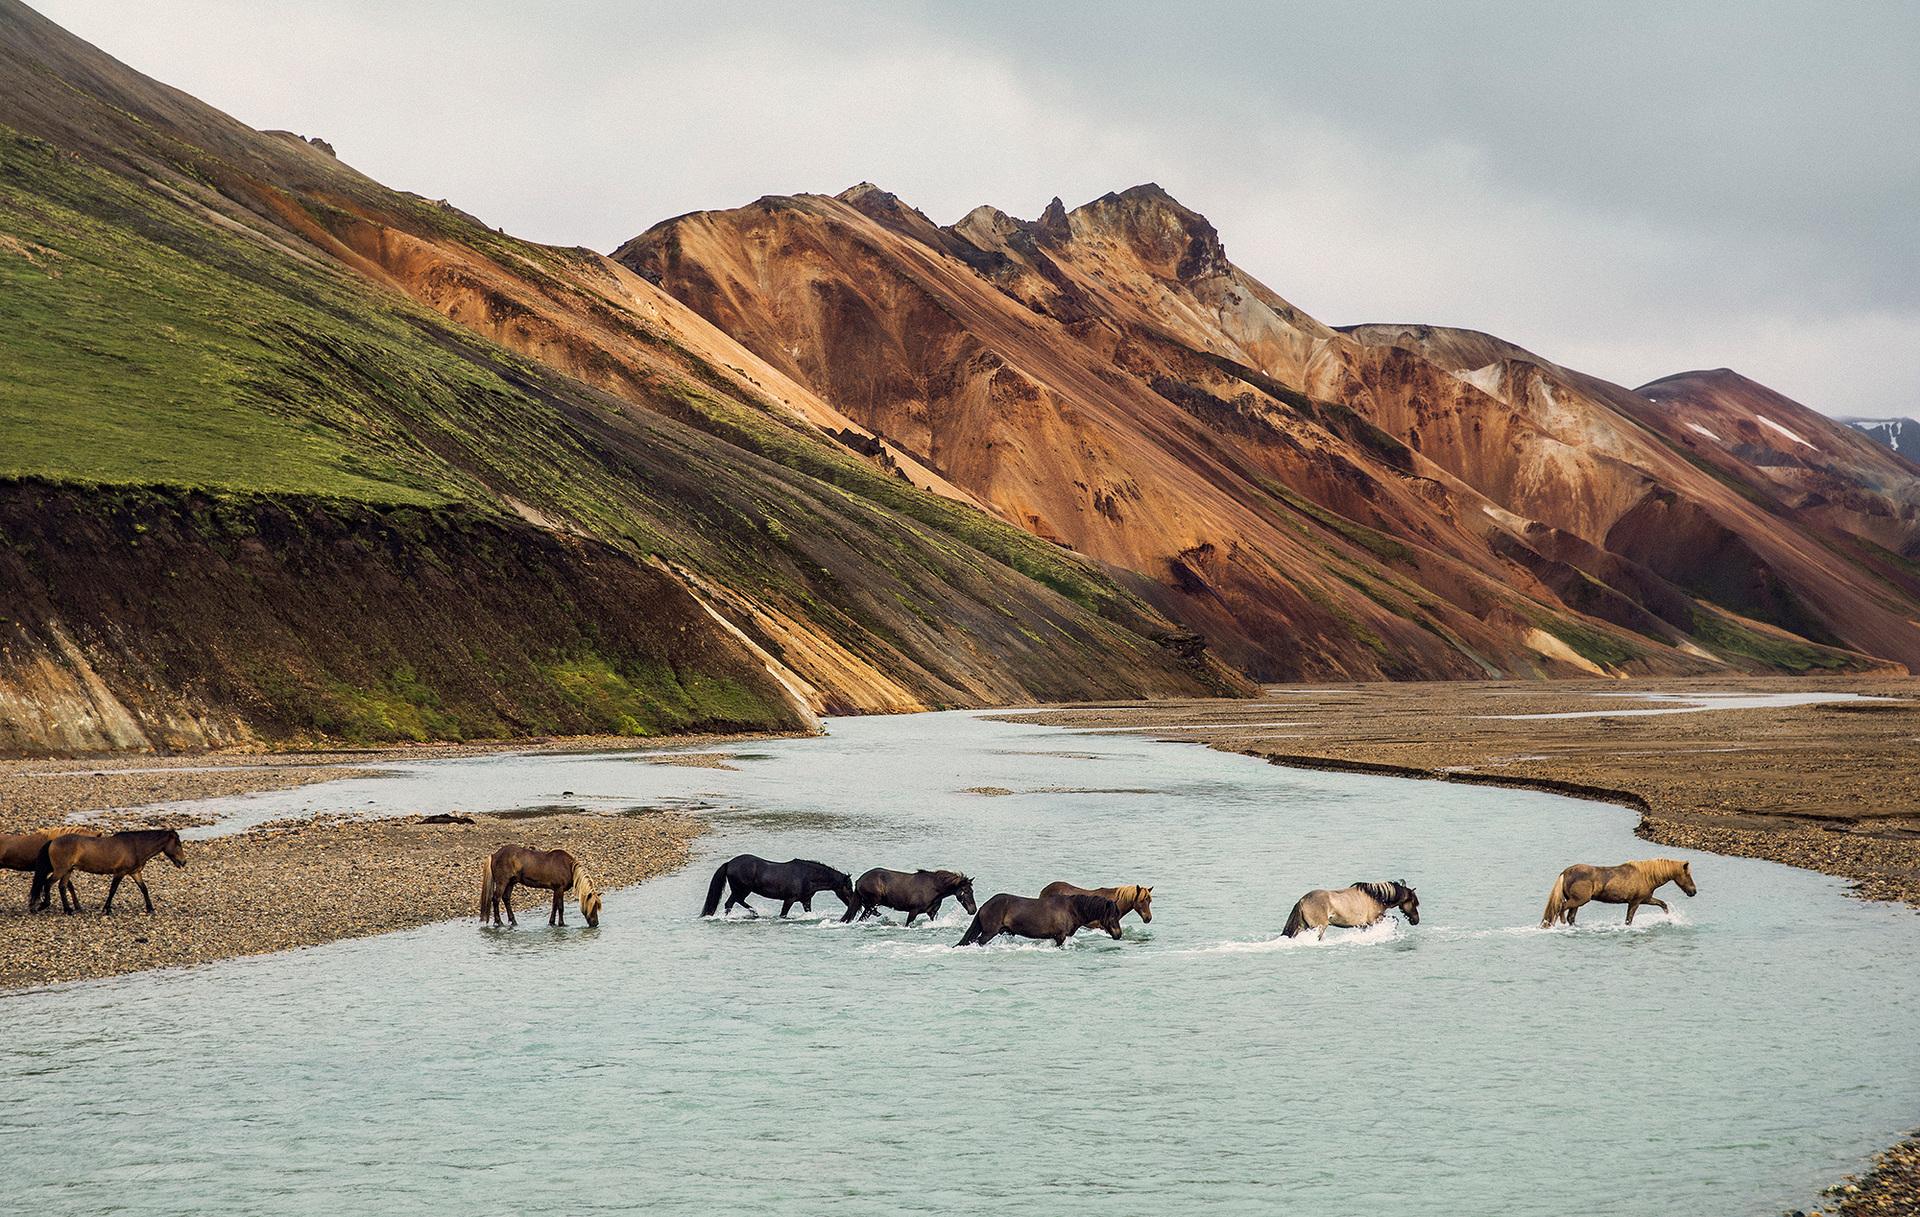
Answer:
[621,186,1910,678]
[0,0,1231,751]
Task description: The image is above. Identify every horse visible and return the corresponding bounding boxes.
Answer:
[0,826,98,912]
[1282,880,1420,941]
[955,893,1123,947]
[1541,858,1695,927]
[1039,881,1154,923]
[480,845,600,927]
[46,829,186,915]
[843,868,977,925]
[701,854,854,918]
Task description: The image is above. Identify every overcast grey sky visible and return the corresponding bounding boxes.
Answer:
[37,1,1920,417]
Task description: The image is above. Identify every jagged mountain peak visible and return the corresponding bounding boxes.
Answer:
[1068,183,1227,280]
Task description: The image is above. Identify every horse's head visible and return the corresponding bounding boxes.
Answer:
[1397,881,1419,925]
[954,876,978,915]
[581,889,602,927]
[1676,861,1697,897]
[833,871,858,911]
[1132,885,1153,923]
[162,831,187,868]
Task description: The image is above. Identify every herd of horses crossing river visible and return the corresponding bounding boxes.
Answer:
[1,828,1698,946]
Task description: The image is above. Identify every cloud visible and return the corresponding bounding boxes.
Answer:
[32,0,1920,417]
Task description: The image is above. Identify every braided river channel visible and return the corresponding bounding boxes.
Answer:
[4,711,1917,1214]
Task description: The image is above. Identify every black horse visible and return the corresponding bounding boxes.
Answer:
[955,893,1123,947]
[842,868,977,926]
[701,854,856,918]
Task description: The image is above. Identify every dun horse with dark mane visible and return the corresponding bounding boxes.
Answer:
[1542,858,1695,927]
[46,829,186,915]
[1282,880,1419,941]
[480,845,600,927]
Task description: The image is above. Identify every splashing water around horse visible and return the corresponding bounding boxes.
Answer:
[1282,880,1419,941]
[1039,881,1153,923]
[955,892,1123,947]
[480,845,600,927]
[1541,858,1695,927]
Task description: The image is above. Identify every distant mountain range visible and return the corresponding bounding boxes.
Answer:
[1843,416,1920,463]
[1,0,1914,752]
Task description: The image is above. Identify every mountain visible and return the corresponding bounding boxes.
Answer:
[621,186,1916,680]
[0,1,1232,753]
[1844,416,1920,463]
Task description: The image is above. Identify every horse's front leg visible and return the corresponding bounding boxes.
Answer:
[551,887,564,926]
[1624,901,1639,925]
[779,900,794,918]
[928,898,943,920]
[1645,896,1670,915]
[134,874,154,914]
[502,880,517,926]
[103,874,123,915]
[801,896,813,913]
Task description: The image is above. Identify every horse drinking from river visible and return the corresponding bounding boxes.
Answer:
[843,868,976,925]
[46,829,186,915]
[1541,858,1695,927]
[480,845,600,927]
[1039,881,1153,923]
[701,854,855,918]
[955,893,1123,947]
[1282,880,1420,941]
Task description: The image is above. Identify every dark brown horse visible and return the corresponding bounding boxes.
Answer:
[0,826,97,912]
[955,893,1123,947]
[46,829,186,915]
[480,845,601,927]
[1039,881,1153,923]
[843,868,977,925]
[700,854,855,918]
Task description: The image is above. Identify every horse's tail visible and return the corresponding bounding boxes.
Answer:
[700,861,729,917]
[479,852,496,921]
[1282,898,1308,939]
[1541,872,1568,928]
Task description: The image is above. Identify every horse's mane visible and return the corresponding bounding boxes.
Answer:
[570,862,597,903]
[1113,884,1141,908]
[116,828,178,846]
[1351,880,1411,906]
[1068,894,1120,920]
[1635,858,1687,881]
[791,858,849,883]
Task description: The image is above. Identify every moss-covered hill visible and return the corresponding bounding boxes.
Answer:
[0,1,1231,752]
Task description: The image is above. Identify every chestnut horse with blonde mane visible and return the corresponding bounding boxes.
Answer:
[1541,858,1695,927]
[1038,881,1153,923]
[480,845,600,927]
[1,826,98,911]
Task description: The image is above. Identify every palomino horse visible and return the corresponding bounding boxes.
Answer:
[1039,881,1153,923]
[47,829,186,915]
[955,893,1123,947]
[701,854,855,918]
[0,826,97,911]
[843,868,977,925]
[1542,858,1695,927]
[480,845,600,927]
[1282,880,1420,941]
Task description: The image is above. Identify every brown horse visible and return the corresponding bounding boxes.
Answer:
[955,893,1123,947]
[1542,858,1695,927]
[480,845,601,927]
[1039,881,1153,923]
[0,826,98,911]
[46,829,186,915]
[844,868,977,925]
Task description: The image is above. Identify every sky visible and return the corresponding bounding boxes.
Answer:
[36,1,1920,418]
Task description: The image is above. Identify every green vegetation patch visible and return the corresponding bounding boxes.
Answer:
[1688,607,1858,673]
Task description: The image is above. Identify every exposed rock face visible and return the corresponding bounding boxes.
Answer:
[621,187,1919,677]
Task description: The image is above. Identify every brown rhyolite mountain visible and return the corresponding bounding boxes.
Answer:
[619,184,1919,679]
[1,0,1914,755]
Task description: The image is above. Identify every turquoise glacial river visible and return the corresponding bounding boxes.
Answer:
[3,712,1916,1214]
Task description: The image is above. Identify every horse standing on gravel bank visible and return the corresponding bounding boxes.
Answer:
[480,845,600,928]
[46,829,186,915]
[1,826,97,911]
[1282,880,1420,941]
[842,868,977,926]
[955,893,1123,947]
[1039,881,1154,923]
[701,854,855,918]
[1541,858,1695,927]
